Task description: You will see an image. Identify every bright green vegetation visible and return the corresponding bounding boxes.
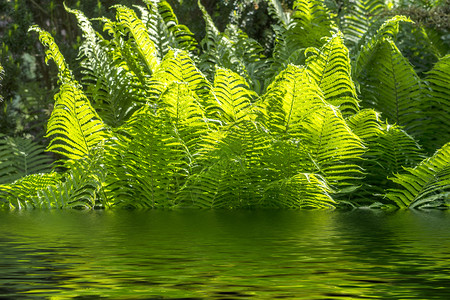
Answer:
[0,0,449,209]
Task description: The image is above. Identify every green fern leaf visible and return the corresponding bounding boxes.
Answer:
[359,38,422,132]
[306,32,360,116]
[211,67,257,124]
[419,55,450,153]
[0,64,3,102]
[223,25,268,93]
[353,16,413,80]
[66,5,142,127]
[302,106,365,189]
[0,136,52,184]
[292,0,334,47]
[387,142,450,209]
[180,121,271,208]
[28,26,73,83]
[342,0,385,50]
[150,49,215,112]
[104,105,186,208]
[267,0,291,27]
[34,155,107,209]
[197,1,257,87]
[0,173,61,209]
[114,5,160,74]
[46,83,108,160]
[346,109,383,143]
[264,173,335,209]
[157,82,210,157]
[261,65,325,138]
[358,125,423,203]
[263,65,364,190]
[154,0,198,53]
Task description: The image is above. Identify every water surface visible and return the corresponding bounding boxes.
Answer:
[1,209,449,299]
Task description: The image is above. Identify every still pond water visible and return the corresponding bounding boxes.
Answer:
[1,209,450,299]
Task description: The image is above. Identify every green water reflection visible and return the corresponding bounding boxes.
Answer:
[1,209,450,299]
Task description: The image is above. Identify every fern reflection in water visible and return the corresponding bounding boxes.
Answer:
[0,0,449,209]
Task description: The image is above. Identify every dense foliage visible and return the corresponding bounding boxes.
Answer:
[0,0,449,210]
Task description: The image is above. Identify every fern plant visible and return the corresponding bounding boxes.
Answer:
[305,32,360,117]
[0,172,61,209]
[196,0,267,93]
[0,134,53,185]
[1,0,449,210]
[387,142,450,209]
[417,55,450,154]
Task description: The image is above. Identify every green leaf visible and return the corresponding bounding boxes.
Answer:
[0,173,61,209]
[342,0,385,50]
[104,105,186,208]
[387,142,450,209]
[28,26,74,84]
[46,83,108,160]
[261,65,325,138]
[306,32,360,116]
[114,5,160,74]
[419,55,450,153]
[359,38,422,132]
[353,16,413,80]
[0,135,52,184]
[33,155,107,209]
[211,67,257,124]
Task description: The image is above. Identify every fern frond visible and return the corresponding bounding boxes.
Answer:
[197,1,255,86]
[138,1,198,58]
[33,155,107,209]
[342,0,385,50]
[266,0,291,27]
[157,82,209,156]
[350,123,424,204]
[353,16,413,80]
[373,125,424,175]
[291,0,334,47]
[263,173,335,208]
[182,120,337,208]
[46,83,108,160]
[306,32,360,116]
[302,106,365,190]
[0,64,3,102]
[346,109,383,143]
[0,136,52,184]
[293,0,332,35]
[261,65,326,138]
[154,0,198,53]
[114,5,160,74]
[66,5,142,127]
[223,25,268,93]
[421,27,450,59]
[150,49,215,111]
[180,121,271,208]
[268,0,334,84]
[211,67,257,124]
[0,173,61,209]
[262,65,364,190]
[28,25,74,83]
[387,142,450,209]
[419,55,450,153]
[104,105,186,208]
[359,37,422,132]
[135,4,168,59]
[268,27,307,84]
